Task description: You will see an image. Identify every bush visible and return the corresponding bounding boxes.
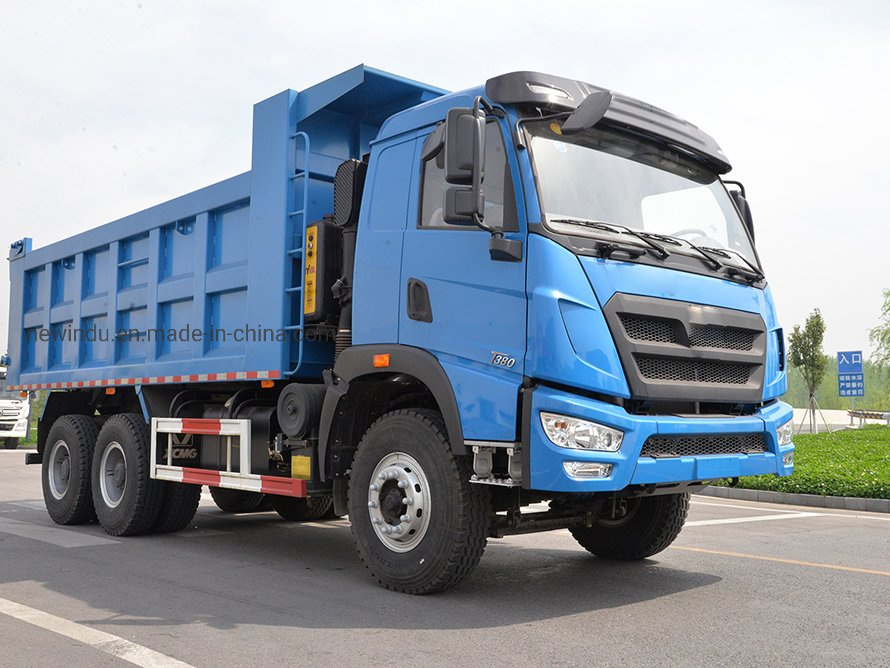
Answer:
[717,425,890,499]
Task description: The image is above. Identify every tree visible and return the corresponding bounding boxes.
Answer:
[868,289,890,367]
[787,309,827,432]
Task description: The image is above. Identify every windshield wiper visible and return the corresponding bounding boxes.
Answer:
[550,219,670,259]
[639,232,721,271]
[700,246,765,283]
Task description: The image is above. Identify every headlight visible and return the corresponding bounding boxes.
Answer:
[777,419,793,446]
[540,412,623,451]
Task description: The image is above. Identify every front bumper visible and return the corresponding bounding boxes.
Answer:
[526,385,794,493]
[0,421,28,439]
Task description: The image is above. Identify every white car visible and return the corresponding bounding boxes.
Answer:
[0,367,30,449]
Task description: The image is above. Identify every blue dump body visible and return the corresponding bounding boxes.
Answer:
[6,66,444,388]
[6,65,793,499]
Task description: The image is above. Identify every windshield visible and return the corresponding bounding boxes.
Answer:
[527,121,759,267]
[0,373,19,400]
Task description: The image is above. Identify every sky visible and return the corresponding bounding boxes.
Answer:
[1,0,888,360]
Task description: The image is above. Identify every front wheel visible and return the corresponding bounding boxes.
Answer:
[4,437,19,450]
[349,409,490,594]
[569,493,690,560]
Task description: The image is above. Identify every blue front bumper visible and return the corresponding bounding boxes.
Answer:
[527,385,794,493]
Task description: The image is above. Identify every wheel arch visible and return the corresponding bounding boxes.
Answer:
[37,387,141,456]
[318,345,466,481]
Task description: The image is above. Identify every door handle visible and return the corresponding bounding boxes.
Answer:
[406,279,433,323]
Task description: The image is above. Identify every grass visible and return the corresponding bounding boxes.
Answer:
[717,425,890,499]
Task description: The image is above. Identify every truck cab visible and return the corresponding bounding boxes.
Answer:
[0,365,30,448]
[340,71,792,492]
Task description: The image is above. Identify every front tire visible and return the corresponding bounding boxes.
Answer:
[91,414,165,536]
[4,437,19,450]
[349,409,490,594]
[569,493,690,560]
[42,415,98,525]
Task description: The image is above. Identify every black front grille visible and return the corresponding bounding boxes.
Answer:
[641,433,767,458]
[634,355,752,384]
[0,423,13,432]
[603,293,766,404]
[689,325,755,351]
[620,315,677,344]
[620,316,755,351]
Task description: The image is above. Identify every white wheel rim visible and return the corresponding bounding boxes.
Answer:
[99,441,127,508]
[48,439,71,501]
[367,452,431,553]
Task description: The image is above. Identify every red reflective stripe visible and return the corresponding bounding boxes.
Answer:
[180,418,222,435]
[246,371,258,379]
[181,468,220,486]
[260,476,307,497]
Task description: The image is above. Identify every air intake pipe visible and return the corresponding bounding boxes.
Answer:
[331,159,367,361]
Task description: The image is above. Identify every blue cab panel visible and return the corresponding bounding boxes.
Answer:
[6,66,444,389]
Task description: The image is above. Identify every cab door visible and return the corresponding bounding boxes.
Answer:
[399,120,527,441]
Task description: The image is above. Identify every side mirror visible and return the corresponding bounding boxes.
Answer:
[444,108,485,184]
[443,107,486,225]
[727,186,755,241]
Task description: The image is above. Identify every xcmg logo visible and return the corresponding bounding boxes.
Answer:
[161,433,199,460]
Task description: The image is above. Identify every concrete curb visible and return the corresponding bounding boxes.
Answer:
[697,486,890,514]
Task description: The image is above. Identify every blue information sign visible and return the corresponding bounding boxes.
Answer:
[837,351,864,397]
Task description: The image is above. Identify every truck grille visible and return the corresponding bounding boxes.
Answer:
[0,423,13,432]
[641,433,767,458]
[633,355,751,384]
[603,294,766,404]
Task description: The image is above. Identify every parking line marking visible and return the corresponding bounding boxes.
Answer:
[685,512,823,526]
[0,518,119,548]
[671,546,890,578]
[691,500,808,514]
[0,596,194,667]
[692,500,890,521]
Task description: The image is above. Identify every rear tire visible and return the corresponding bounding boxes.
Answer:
[569,493,690,560]
[270,495,333,521]
[348,409,490,594]
[42,415,98,525]
[4,437,18,450]
[153,483,201,533]
[91,414,165,536]
[209,487,269,513]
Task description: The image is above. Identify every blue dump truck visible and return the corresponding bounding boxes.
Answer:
[5,65,793,593]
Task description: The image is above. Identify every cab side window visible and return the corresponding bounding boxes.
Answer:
[419,122,517,231]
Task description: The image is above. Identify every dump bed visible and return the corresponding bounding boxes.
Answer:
[5,65,444,390]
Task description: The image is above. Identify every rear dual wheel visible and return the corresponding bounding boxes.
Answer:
[91,414,165,536]
[42,415,99,525]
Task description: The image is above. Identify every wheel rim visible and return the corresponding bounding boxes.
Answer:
[367,452,431,553]
[99,441,127,508]
[47,440,71,500]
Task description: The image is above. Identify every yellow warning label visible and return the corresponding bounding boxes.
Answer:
[303,225,318,315]
[291,455,312,480]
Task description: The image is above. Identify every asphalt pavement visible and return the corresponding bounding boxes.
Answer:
[1,449,888,667]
